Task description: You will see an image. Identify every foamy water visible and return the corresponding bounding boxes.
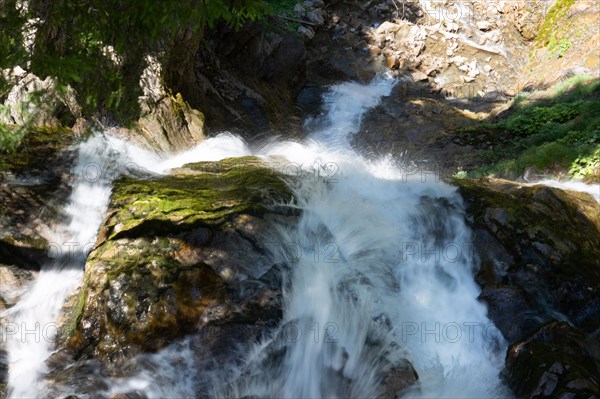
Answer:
[3,74,519,398]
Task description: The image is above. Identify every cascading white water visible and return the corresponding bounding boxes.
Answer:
[3,74,524,398]
[532,179,600,203]
[208,74,510,398]
[0,132,254,398]
[1,135,165,398]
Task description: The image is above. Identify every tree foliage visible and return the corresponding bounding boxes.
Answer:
[0,0,271,125]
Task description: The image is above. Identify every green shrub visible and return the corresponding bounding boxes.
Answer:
[471,77,600,180]
[0,0,273,125]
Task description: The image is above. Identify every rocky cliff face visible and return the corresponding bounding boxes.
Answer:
[520,0,600,89]
[307,0,600,177]
[190,21,308,137]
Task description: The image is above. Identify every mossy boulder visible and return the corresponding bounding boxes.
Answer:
[456,178,600,334]
[455,178,600,398]
[67,157,295,367]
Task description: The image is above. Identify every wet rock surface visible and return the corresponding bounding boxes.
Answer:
[455,177,600,397]
[0,127,78,271]
[457,178,600,334]
[218,316,419,398]
[504,321,600,398]
[1,2,599,398]
[0,265,38,399]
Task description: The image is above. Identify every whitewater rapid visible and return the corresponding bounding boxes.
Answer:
[1,74,522,398]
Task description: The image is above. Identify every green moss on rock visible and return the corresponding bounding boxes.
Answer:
[72,157,292,365]
[534,0,576,49]
[100,156,290,242]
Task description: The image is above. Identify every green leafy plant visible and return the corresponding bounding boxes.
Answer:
[471,77,600,181]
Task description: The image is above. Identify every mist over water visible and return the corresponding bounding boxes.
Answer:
[3,75,513,398]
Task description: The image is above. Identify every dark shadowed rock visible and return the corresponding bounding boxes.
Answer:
[456,178,600,338]
[478,286,544,342]
[504,321,600,398]
[193,22,307,135]
[456,177,600,397]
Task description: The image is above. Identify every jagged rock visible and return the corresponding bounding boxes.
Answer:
[378,361,419,398]
[411,71,428,82]
[194,22,307,134]
[0,265,38,312]
[298,25,315,40]
[510,0,550,40]
[134,57,204,153]
[0,127,78,271]
[305,10,325,26]
[386,54,398,69]
[375,21,401,36]
[303,0,323,7]
[444,21,460,33]
[477,21,494,31]
[136,93,205,153]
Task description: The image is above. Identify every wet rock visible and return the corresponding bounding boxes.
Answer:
[0,265,38,312]
[378,361,419,398]
[0,349,6,399]
[504,321,600,398]
[0,127,77,271]
[478,287,542,342]
[457,178,600,336]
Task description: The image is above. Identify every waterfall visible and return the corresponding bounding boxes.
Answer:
[1,135,161,398]
[213,74,510,398]
[2,75,512,398]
